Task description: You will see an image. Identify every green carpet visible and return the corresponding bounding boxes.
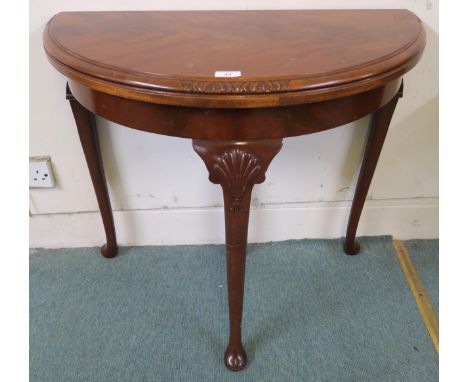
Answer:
[30,237,438,381]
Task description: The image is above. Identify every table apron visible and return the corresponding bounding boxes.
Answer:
[68,78,401,141]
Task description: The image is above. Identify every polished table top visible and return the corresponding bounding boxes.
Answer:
[44,10,425,108]
[43,10,425,372]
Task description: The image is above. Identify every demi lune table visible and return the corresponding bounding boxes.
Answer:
[43,10,425,371]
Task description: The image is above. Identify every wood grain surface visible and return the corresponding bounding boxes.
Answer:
[44,10,425,108]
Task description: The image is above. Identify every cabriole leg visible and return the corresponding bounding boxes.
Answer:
[193,139,283,371]
[344,82,404,255]
[66,84,118,258]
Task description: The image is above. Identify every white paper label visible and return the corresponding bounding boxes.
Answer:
[215,71,241,78]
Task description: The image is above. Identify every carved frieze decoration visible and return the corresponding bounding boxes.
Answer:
[181,80,289,94]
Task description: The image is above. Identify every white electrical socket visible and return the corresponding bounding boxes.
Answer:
[29,156,55,188]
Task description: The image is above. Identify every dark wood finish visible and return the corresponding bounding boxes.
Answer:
[344,83,404,255]
[67,85,117,258]
[43,10,426,371]
[67,78,401,141]
[193,140,283,371]
[44,10,425,108]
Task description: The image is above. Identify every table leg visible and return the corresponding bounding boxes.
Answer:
[66,84,118,258]
[193,139,283,371]
[343,82,404,255]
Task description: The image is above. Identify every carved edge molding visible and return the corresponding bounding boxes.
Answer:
[181,80,290,94]
[213,149,262,212]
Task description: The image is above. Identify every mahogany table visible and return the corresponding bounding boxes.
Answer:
[43,10,425,371]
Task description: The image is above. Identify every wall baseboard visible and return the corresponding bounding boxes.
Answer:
[29,198,438,248]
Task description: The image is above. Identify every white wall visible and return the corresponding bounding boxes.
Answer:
[29,1,438,248]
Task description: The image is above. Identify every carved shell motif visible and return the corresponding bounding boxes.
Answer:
[213,149,262,212]
[181,80,289,94]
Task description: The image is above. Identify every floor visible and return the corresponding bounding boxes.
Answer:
[30,236,438,381]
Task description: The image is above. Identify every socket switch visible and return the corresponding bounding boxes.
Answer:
[29,157,55,188]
